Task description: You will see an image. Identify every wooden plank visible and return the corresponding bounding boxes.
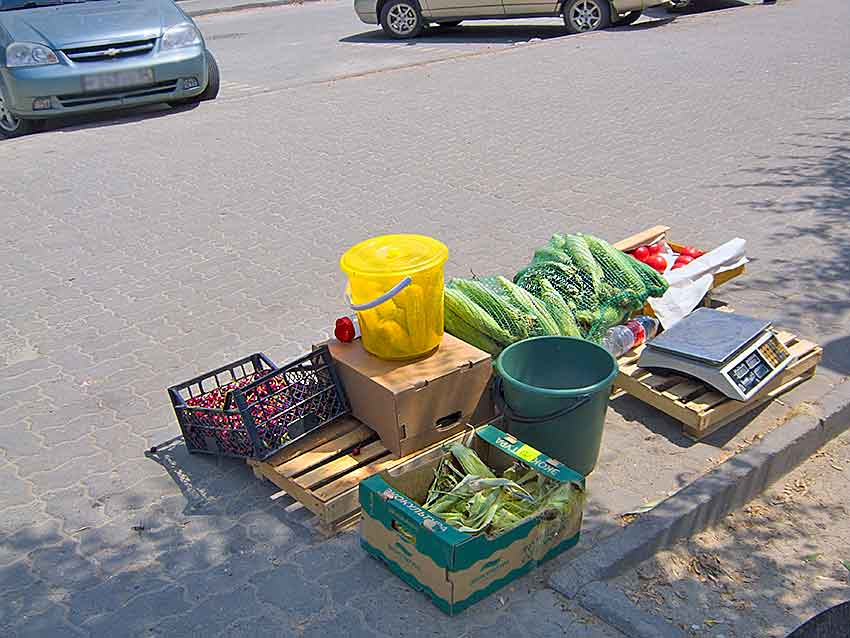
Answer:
[712,264,746,289]
[274,424,376,478]
[687,347,822,437]
[319,511,362,537]
[661,380,706,403]
[643,374,686,390]
[253,417,362,469]
[612,226,670,252]
[684,367,818,441]
[685,390,727,413]
[629,368,652,382]
[612,370,702,427]
[775,331,797,346]
[618,362,640,377]
[787,339,816,358]
[294,440,390,490]
[317,432,466,525]
[252,461,327,519]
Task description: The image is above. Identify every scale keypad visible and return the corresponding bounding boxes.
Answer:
[728,335,789,394]
[758,336,790,367]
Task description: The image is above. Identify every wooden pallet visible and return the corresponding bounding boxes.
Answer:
[613,328,822,441]
[247,417,465,535]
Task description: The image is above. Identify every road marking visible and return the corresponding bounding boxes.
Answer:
[219,79,267,97]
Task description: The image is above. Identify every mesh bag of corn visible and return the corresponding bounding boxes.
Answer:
[444,233,667,354]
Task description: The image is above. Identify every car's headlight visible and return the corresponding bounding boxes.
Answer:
[161,23,202,50]
[5,42,59,68]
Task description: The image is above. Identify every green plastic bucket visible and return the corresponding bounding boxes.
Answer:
[494,336,619,476]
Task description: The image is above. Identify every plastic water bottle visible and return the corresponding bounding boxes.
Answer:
[602,316,660,358]
[602,325,636,358]
[632,316,660,341]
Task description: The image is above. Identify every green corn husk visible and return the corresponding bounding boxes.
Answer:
[421,441,584,538]
[448,442,495,479]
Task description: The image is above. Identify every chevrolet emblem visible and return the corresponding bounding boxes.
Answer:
[105,48,120,57]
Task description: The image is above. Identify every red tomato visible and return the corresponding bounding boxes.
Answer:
[632,246,650,262]
[647,243,663,255]
[645,255,667,272]
[679,246,702,258]
[675,255,694,266]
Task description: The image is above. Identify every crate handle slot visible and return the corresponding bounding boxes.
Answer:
[391,519,416,544]
[435,411,462,431]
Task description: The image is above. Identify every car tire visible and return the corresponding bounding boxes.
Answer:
[200,51,221,101]
[613,9,641,25]
[380,0,425,39]
[168,50,220,108]
[562,0,611,34]
[436,20,462,27]
[0,84,43,139]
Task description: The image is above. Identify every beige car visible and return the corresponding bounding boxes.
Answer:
[355,0,668,38]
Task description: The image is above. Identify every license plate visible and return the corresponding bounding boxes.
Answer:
[82,68,154,93]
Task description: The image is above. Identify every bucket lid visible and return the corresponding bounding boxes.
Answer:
[340,234,449,277]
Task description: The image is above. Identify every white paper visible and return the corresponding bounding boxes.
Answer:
[649,238,749,329]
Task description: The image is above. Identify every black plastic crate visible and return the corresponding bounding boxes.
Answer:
[168,348,351,460]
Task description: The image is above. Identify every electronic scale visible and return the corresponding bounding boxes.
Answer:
[637,308,794,402]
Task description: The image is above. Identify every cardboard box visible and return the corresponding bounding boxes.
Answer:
[359,425,585,615]
[325,334,492,458]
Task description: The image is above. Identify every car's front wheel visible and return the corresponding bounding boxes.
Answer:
[562,0,611,34]
[169,50,220,108]
[0,85,43,139]
[380,0,424,39]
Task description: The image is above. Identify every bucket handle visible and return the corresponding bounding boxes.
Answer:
[494,377,593,427]
[346,277,412,312]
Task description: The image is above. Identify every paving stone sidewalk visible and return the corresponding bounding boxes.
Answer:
[1,0,849,635]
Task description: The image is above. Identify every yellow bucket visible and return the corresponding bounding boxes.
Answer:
[340,234,449,360]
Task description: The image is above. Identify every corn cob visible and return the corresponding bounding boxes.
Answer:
[444,288,514,347]
[582,234,647,297]
[531,246,572,266]
[444,307,503,355]
[495,277,561,336]
[537,278,582,337]
[563,234,604,291]
[449,279,537,339]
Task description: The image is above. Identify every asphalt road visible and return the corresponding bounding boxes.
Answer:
[198,1,576,96]
[194,0,757,96]
[1,0,849,636]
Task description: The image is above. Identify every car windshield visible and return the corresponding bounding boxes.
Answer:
[0,0,109,10]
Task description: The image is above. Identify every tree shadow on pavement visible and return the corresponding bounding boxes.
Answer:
[607,431,850,638]
[0,431,626,637]
[719,116,850,348]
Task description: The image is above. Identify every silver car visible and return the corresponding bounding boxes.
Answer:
[355,0,669,38]
[0,0,219,138]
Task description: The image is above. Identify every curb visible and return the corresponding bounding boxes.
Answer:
[182,0,308,18]
[549,378,850,636]
[577,581,687,638]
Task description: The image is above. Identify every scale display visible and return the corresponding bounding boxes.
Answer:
[638,309,794,401]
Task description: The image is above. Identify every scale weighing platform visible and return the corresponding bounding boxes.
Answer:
[638,308,795,402]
